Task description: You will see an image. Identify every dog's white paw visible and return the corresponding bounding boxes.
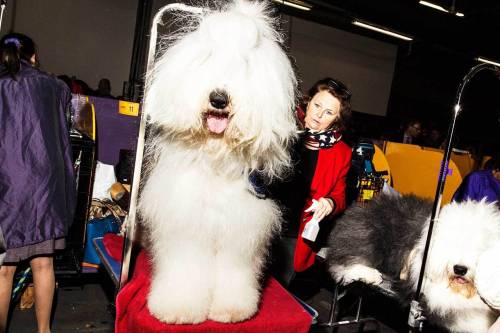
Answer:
[208,304,258,323]
[209,285,259,323]
[147,290,209,324]
[337,264,383,286]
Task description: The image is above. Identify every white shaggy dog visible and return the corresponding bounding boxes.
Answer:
[138,0,297,324]
[327,194,500,332]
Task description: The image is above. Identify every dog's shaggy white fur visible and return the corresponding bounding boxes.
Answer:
[138,0,297,324]
[327,194,500,332]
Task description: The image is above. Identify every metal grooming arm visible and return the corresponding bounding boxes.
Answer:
[408,62,499,332]
[118,3,204,290]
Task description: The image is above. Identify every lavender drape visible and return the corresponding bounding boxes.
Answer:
[0,63,76,249]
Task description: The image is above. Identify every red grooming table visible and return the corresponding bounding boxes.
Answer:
[103,234,312,333]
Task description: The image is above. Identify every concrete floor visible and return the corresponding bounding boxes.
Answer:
[5,268,440,333]
[290,272,402,333]
[7,283,396,333]
[8,272,115,333]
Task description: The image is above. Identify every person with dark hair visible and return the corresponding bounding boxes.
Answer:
[69,76,92,95]
[401,118,423,144]
[274,77,352,278]
[57,74,72,90]
[299,77,352,133]
[95,78,115,99]
[0,33,76,333]
[453,153,500,204]
[0,33,38,78]
[422,124,445,149]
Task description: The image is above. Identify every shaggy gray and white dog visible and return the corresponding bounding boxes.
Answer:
[327,194,500,333]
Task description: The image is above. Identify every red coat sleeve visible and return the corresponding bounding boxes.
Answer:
[307,141,352,218]
[293,142,352,272]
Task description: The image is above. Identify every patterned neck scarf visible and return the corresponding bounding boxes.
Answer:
[304,128,342,150]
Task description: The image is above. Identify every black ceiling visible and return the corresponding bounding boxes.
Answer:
[274,0,500,150]
[278,0,500,61]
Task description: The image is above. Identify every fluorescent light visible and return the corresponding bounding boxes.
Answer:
[419,1,448,12]
[272,0,311,11]
[476,57,500,67]
[419,1,464,17]
[352,20,413,41]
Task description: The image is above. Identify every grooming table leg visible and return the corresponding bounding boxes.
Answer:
[316,283,383,332]
[317,283,341,327]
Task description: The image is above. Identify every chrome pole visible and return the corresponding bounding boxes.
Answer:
[118,3,204,290]
[0,1,8,32]
[408,62,499,331]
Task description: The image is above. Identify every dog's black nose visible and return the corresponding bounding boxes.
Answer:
[209,91,229,110]
[453,265,468,276]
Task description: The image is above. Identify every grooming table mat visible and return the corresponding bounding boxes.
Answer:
[107,234,312,333]
[93,237,121,285]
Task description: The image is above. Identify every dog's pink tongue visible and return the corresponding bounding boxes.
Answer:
[207,115,228,134]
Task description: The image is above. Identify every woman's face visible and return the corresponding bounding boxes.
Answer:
[304,90,341,131]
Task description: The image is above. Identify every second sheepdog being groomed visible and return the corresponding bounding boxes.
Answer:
[138,0,297,325]
[327,194,500,332]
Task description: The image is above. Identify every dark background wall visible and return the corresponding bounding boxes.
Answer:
[2,0,498,151]
[284,16,397,117]
[1,0,137,96]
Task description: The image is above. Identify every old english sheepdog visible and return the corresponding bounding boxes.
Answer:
[327,194,500,332]
[138,0,297,324]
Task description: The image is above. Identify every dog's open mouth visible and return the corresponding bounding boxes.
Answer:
[449,275,476,298]
[452,275,469,284]
[205,110,230,134]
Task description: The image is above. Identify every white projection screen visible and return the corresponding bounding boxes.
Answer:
[283,16,398,116]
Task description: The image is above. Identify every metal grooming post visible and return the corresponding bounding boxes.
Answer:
[118,3,204,290]
[0,0,7,32]
[407,62,499,331]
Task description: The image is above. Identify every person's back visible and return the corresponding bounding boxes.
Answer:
[0,56,75,250]
[0,32,75,333]
[453,154,500,204]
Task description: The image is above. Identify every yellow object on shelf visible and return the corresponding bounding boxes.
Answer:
[118,101,140,117]
[372,144,392,184]
[72,95,96,141]
[382,141,464,205]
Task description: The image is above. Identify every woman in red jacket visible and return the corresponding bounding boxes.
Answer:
[291,78,352,273]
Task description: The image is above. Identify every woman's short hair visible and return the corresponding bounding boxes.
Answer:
[485,153,500,171]
[0,33,37,79]
[307,77,352,132]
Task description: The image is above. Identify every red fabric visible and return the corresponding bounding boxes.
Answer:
[293,141,352,272]
[103,233,124,261]
[109,235,312,333]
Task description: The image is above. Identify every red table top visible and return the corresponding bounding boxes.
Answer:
[103,234,313,333]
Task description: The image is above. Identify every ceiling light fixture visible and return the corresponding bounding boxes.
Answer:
[272,0,312,11]
[352,20,413,41]
[418,1,464,17]
[476,57,500,67]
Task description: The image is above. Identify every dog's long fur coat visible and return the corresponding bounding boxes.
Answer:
[138,0,297,324]
[327,194,500,332]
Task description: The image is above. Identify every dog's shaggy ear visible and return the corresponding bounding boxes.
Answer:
[476,244,500,310]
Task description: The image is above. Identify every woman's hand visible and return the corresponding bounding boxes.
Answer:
[304,197,335,222]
